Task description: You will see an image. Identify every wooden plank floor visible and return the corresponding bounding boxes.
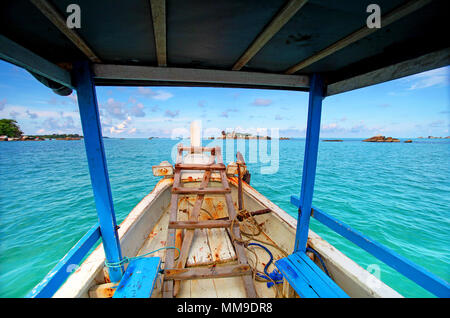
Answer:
[137,192,284,298]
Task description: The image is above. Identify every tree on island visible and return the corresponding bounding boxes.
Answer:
[0,119,23,137]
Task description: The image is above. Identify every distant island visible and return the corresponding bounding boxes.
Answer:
[418,136,450,139]
[0,118,83,141]
[217,130,271,140]
[363,135,414,143]
[323,139,343,142]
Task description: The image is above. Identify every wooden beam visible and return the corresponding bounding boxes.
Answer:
[232,0,308,71]
[164,264,251,281]
[30,0,101,63]
[149,0,167,66]
[0,35,73,89]
[93,64,310,90]
[171,187,231,195]
[285,0,433,74]
[169,220,232,230]
[326,48,450,96]
[175,163,226,170]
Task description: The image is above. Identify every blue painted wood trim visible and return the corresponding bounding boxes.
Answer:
[294,73,324,252]
[113,257,161,298]
[73,61,124,282]
[291,196,450,298]
[26,223,101,298]
[276,252,348,298]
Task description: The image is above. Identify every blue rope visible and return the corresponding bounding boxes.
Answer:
[247,243,283,287]
[104,246,181,268]
[306,247,330,276]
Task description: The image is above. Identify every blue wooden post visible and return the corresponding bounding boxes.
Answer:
[73,61,124,282]
[294,74,324,252]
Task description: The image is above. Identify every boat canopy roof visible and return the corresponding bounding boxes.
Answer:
[0,0,448,96]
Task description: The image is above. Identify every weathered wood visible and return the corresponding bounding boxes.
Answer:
[149,0,167,67]
[30,0,101,63]
[169,220,232,229]
[285,0,433,74]
[175,163,226,170]
[217,208,272,221]
[165,264,251,280]
[173,170,211,296]
[162,195,179,297]
[88,283,118,298]
[216,147,257,298]
[172,187,231,194]
[179,146,216,153]
[93,64,310,90]
[232,0,308,71]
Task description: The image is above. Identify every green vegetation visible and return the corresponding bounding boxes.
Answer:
[31,133,83,139]
[0,119,23,137]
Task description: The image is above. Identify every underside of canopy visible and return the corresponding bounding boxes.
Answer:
[0,0,448,95]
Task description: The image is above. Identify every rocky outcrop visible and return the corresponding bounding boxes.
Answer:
[404,139,412,143]
[363,135,400,142]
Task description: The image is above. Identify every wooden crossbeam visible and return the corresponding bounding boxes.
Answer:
[232,0,308,71]
[175,163,226,171]
[179,146,216,153]
[149,0,167,66]
[169,220,232,229]
[172,187,231,195]
[30,0,101,63]
[164,264,251,281]
[285,0,433,74]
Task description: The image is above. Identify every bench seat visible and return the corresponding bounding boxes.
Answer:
[275,252,348,298]
[113,257,161,298]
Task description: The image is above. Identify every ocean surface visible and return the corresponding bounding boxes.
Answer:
[0,138,449,298]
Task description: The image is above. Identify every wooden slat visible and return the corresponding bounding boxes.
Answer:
[275,253,348,298]
[232,0,308,71]
[285,0,433,74]
[169,220,232,229]
[165,264,251,281]
[30,0,101,63]
[175,163,226,170]
[93,64,310,90]
[172,187,231,195]
[149,0,167,67]
[179,146,216,153]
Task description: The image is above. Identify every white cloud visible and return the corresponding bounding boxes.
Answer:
[406,67,449,90]
[137,87,173,101]
[251,98,273,106]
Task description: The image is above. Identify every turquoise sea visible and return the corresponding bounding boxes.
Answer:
[0,138,449,298]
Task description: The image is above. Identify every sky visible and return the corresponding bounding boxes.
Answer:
[0,59,448,138]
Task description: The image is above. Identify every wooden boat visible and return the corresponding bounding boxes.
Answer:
[52,127,400,298]
[4,0,448,299]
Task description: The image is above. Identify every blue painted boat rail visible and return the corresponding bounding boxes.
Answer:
[291,195,450,298]
[26,222,101,298]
